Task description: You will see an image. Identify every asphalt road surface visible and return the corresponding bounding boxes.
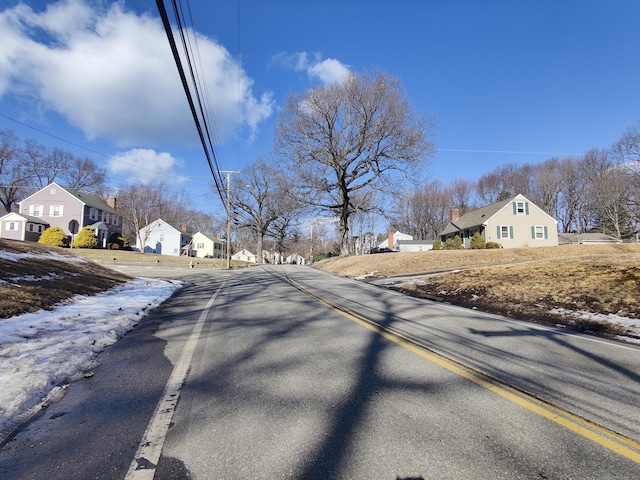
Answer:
[1,264,639,479]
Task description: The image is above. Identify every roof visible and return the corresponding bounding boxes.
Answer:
[62,186,118,214]
[441,197,513,235]
[558,233,622,244]
[397,239,434,245]
[0,212,50,224]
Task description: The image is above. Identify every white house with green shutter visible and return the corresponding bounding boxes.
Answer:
[440,194,558,248]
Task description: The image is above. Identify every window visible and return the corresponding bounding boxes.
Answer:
[50,205,63,217]
[28,223,34,232]
[50,187,56,195]
[513,201,529,215]
[197,242,204,249]
[531,225,548,240]
[89,208,97,220]
[30,204,43,217]
[497,225,513,239]
[7,221,17,231]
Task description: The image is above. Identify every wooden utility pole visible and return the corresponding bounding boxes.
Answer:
[220,170,239,269]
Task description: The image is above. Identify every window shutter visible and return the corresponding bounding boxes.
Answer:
[531,226,535,239]
[509,226,514,239]
[525,202,530,215]
[544,226,548,239]
[497,226,501,238]
[512,202,517,215]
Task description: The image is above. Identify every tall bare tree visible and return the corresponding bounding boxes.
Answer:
[59,154,107,192]
[274,72,434,255]
[117,183,164,252]
[0,130,32,213]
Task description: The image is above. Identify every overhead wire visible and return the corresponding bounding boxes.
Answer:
[155,0,227,207]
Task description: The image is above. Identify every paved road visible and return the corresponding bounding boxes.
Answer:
[1,265,639,479]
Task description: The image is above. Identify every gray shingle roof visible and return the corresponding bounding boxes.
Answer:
[441,197,513,235]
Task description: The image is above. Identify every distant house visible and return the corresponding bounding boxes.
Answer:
[558,232,622,245]
[190,231,225,259]
[379,229,413,250]
[137,219,191,256]
[397,239,434,252]
[0,212,50,242]
[231,249,257,263]
[440,194,559,248]
[15,182,122,246]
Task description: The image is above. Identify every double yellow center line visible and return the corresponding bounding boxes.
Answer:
[287,275,640,464]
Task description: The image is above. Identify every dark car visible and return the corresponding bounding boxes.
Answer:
[370,247,395,254]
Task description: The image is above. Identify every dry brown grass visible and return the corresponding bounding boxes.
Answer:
[0,239,131,319]
[314,244,640,337]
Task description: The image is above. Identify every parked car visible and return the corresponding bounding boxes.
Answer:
[370,247,395,254]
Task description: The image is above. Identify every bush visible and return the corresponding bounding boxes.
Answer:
[470,232,486,249]
[431,239,442,250]
[486,241,501,249]
[73,226,98,248]
[38,226,69,247]
[108,233,130,250]
[452,235,464,249]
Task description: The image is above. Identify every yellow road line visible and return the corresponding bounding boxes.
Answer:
[289,277,640,464]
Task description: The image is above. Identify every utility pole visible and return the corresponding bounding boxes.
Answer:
[219,170,239,269]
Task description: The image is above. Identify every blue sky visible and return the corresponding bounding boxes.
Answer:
[1,0,639,212]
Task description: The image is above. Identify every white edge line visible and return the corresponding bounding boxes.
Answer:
[124,282,225,480]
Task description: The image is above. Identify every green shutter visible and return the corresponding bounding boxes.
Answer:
[525,202,529,215]
[531,226,535,239]
[512,202,517,214]
[509,226,514,239]
[544,226,548,239]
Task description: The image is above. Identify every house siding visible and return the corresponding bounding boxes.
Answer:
[138,219,191,256]
[17,183,123,245]
[485,199,558,248]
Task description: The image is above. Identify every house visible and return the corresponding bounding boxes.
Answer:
[231,249,257,263]
[190,231,225,259]
[379,229,413,251]
[397,239,434,252]
[0,212,50,242]
[558,232,622,245]
[15,182,122,246]
[137,219,191,256]
[440,194,559,248]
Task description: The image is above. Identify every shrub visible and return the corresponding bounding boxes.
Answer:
[431,239,442,250]
[452,235,464,249]
[486,241,501,249]
[38,226,69,247]
[470,232,486,249]
[73,226,98,248]
[108,233,130,250]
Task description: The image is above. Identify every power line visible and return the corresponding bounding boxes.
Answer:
[156,0,227,208]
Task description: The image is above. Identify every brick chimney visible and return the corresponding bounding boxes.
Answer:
[450,208,460,221]
[106,195,117,210]
[387,228,394,249]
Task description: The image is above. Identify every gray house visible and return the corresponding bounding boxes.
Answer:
[0,212,50,242]
[15,182,123,246]
[440,194,559,248]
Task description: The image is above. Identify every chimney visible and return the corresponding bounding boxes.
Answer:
[387,228,394,250]
[106,195,117,210]
[181,224,188,232]
[450,208,460,222]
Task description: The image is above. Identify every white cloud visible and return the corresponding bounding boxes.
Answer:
[273,52,350,85]
[108,148,187,184]
[0,0,273,147]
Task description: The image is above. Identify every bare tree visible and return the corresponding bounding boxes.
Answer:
[392,180,450,240]
[448,178,477,216]
[59,154,107,192]
[274,72,434,255]
[556,157,586,233]
[0,130,32,213]
[476,163,534,205]
[531,157,563,218]
[117,183,164,252]
[581,148,633,238]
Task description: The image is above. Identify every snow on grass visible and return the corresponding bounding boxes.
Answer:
[0,277,182,440]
